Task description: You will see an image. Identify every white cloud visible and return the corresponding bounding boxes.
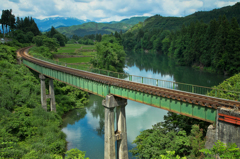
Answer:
[0,0,239,22]
[215,1,236,8]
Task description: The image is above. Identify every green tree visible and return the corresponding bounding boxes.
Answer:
[91,35,126,72]
[65,148,89,159]
[53,33,66,46]
[200,140,240,159]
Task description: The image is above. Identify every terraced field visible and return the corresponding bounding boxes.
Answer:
[54,44,96,55]
[59,57,92,63]
[55,44,96,67]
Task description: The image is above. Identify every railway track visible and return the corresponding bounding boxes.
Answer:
[18,47,240,110]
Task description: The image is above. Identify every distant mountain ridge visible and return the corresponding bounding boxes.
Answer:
[55,16,149,37]
[34,17,92,31]
[109,16,148,25]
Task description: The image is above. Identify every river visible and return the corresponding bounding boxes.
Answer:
[61,52,227,158]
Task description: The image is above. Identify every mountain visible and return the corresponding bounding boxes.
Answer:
[56,16,148,37]
[34,17,92,31]
[127,2,240,33]
[109,16,148,25]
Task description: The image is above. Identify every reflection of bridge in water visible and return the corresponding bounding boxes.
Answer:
[18,47,240,159]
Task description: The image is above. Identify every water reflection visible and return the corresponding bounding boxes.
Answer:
[62,95,168,159]
[62,52,227,159]
[126,52,227,87]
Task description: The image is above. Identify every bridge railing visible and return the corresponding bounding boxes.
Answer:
[33,55,240,101]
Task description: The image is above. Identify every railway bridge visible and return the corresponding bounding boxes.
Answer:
[17,47,240,159]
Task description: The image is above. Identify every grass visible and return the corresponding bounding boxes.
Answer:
[59,57,92,63]
[54,44,96,54]
[80,52,96,56]
[55,49,76,54]
[82,46,96,50]
[65,44,83,48]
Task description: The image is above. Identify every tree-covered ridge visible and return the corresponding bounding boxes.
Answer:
[56,21,134,38]
[127,2,240,33]
[109,16,148,25]
[123,15,240,75]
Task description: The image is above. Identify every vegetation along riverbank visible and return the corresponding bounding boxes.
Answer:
[0,11,89,158]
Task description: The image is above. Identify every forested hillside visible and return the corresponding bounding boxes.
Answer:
[109,16,148,25]
[56,17,148,37]
[122,2,240,75]
[0,10,89,158]
[128,2,240,32]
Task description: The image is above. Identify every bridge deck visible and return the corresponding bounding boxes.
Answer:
[18,47,240,123]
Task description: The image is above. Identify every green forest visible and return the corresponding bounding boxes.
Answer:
[0,10,90,158]
[122,2,240,75]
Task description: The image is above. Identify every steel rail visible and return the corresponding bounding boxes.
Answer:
[18,47,240,110]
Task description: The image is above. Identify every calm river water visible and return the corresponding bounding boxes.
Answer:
[62,52,227,159]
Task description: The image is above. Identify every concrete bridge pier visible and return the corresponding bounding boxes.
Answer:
[39,74,56,112]
[102,95,128,159]
[205,108,240,149]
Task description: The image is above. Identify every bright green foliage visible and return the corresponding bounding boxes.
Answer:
[160,151,187,159]
[163,112,210,136]
[45,26,67,46]
[65,148,89,159]
[33,35,60,52]
[130,123,205,158]
[207,73,240,100]
[0,44,65,158]
[0,106,66,158]
[53,81,88,116]
[43,36,60,52]
[91,35,126,72]
[0,42,89,158]
[130,111,208,159]
[29,46,54,59]
[200,140,240,159]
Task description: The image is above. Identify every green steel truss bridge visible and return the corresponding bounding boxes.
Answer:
[18,47,240,123]
[18,47,240,158]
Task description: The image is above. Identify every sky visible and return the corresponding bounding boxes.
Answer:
[0,0,239,22]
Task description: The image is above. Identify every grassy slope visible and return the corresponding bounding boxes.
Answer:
[53,44,95,54]
[55,44,96,63]
[208,73,240,101]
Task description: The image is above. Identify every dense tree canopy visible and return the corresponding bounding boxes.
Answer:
[122,15,240,75]
[45,26,67,46]
[90,34,126,72]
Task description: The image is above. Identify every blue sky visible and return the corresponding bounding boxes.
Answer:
[0,0,239,22]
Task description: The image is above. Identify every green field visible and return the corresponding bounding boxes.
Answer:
[65,44,83,48]
[54,44,96,54]
[82,46,96,50]
[56,49,76,53]
[59,57,92,63]
[80,52,96,56]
